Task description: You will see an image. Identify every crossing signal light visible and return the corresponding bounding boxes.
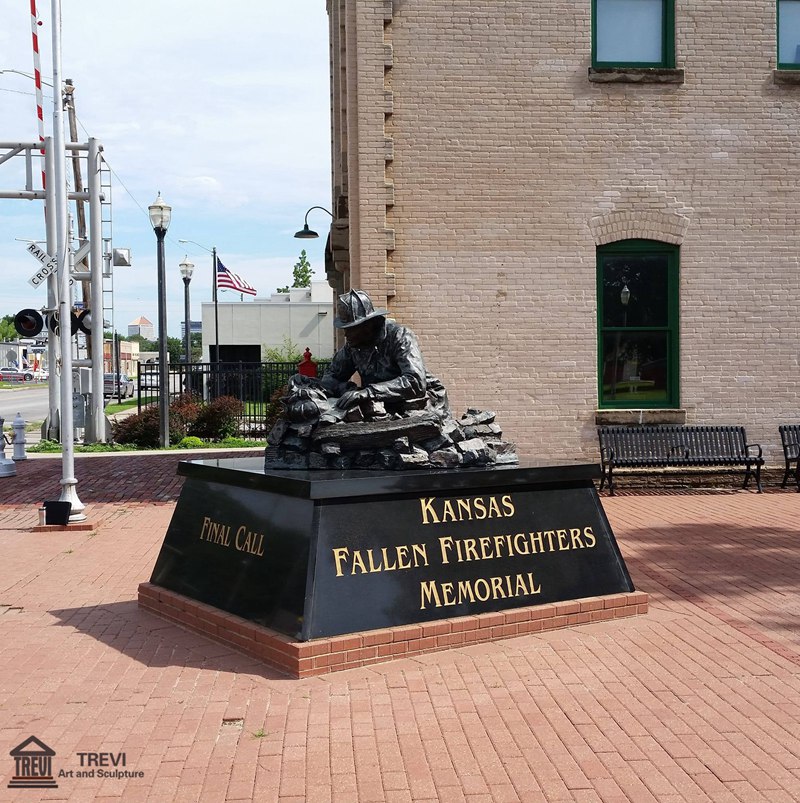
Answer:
[48,310,80,337]
[77,309,92,335]
[13,309,44,337]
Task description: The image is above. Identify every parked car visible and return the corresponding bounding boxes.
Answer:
[138,371,160,390]
[0,366,33,382]
[33,368,49,381]
[103,373,135,398]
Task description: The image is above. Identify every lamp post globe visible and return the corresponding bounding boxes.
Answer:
[149,191,172,448]
[179,256,195,365]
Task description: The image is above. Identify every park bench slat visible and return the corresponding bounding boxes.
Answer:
[598,424,763,495]
[779,424,800,491]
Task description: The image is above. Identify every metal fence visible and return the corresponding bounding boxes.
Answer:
[136,360,331,439]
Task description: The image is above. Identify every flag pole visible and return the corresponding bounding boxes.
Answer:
[212,246,219,364]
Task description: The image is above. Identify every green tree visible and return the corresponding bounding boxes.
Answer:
[166,336,184,364]
[0,315,16,341]
[263,336,303,363]
[276,249,314,293]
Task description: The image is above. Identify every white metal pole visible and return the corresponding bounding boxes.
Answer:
[51,0,85,520]
[44,136,60,441]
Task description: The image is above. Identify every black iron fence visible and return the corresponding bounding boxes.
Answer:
[137,360,331,439]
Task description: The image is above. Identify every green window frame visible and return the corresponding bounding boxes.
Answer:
[597,239,679,409]
[778,0,800,69]
[592,0,675,69]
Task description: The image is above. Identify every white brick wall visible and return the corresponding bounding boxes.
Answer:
[331,1,800,464]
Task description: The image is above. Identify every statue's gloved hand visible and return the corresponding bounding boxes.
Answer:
[335,388,370,409]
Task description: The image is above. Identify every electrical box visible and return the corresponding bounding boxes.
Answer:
[72,367,92,394]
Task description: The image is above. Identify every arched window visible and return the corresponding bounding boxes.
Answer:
[597,239,679,408]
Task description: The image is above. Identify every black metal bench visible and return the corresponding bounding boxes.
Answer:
[779,425,800,492]
[598,424,763,495]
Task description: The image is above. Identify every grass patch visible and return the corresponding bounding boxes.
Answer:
[27,437,266,454]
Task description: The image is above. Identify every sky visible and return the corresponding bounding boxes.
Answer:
[0,0,331,339]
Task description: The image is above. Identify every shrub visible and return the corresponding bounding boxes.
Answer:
[169,393,202,440]
[111,408,155,447]
[111,395,201,448]
[176,435,204,449]
[189,396,244,440]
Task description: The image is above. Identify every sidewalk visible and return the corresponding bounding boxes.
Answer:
[1,454,799,802]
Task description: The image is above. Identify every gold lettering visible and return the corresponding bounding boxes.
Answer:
[463,539,479,561]
[380,547,398,571]
[235,525,246,551]
[200,517,213,540]
[332,547,349,577]
[456,498,473,521]
[494,534,508,558]
[487,497,502,518]
[490,576,505,599]
[530,531,545,553]
[367,549,382,573]
[441,499,457,522]
[583,526,596,547]
[411,543,429,567]
[527,572,542,594]
[473,578,491,601]
[441,582,456,606]
[396,545,411,570]
[420,580,441,609]
[501,495,515,516]
[439,536,455,564]
[479,536,493,560]
[457,579,475,603]
[351,551,368,574]
[473,498,487,519]
[543,530,556,551]
[556,529,570,550]
[569,528,584,548]
[514,532,531,555]
[420,497,439,525]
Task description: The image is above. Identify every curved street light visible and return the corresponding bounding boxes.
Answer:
[294,206,333,239]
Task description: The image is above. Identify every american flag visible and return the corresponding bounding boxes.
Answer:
[216,260,257,296]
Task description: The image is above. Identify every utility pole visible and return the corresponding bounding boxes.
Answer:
[64,79,91,344]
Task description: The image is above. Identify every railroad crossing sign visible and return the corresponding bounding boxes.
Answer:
[25,242,58,288]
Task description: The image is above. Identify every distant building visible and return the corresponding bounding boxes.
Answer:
[128,316,155,340]
[200,281,334,362]
[180,320,203,339]
[103,338,140,377]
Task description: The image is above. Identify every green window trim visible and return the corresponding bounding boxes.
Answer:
[778,0,800,69]
[591,0,676,69]
[597,239,680,409]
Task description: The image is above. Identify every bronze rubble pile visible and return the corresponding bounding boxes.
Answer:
[264,402,518,471]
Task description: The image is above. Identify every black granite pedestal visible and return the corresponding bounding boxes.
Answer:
[148,458,635,641]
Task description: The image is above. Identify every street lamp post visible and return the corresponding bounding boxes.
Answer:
[179,256,195,365]
[178,239,218,363]
[149,192,172,448]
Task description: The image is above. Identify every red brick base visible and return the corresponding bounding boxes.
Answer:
[137,582,648,678]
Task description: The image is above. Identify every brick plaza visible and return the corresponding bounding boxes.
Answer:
[1,451,798,801]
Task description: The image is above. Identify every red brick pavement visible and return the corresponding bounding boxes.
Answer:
[1,456,799,802]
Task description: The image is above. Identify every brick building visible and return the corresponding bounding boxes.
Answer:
[323,0,800,463]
